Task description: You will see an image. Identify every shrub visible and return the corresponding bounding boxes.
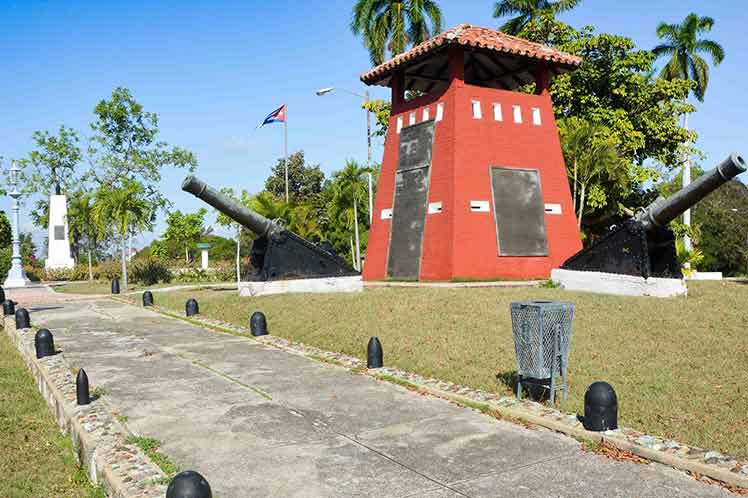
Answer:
[130,258,172,285]
[0,247,11,282]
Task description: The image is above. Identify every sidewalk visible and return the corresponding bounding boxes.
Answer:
[28,298,732,498]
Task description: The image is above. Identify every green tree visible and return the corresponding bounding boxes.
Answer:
[0,211,11,248]
[351,0,443,65]
[67,191,100,281]
[558,117,629,228]
[493,0,580,36]
[362,100,392,138]
[264,151,325,204]
[21,125,82,230]
[323,160,373,268]
[692,180,748,275]
[215,187,252,284]
[93,179,154,291]
[653,13,724,103]
[163,209,208,264]
[88,87,197,214]
[25,125,81,197]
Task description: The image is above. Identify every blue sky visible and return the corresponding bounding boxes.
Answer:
[0,0,745,252]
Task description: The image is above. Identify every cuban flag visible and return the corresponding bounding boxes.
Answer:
[257,104,286,128]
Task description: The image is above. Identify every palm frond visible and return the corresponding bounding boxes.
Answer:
[695,39,725,65]
[500,14,530,35]
[655,22,679,42]
[689,54,709,101]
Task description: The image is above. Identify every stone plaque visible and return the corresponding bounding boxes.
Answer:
[490,167,548,256]
[387,120,435,279]
[54,225,65,240]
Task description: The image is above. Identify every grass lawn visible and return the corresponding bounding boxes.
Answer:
[148,281,748,459]
[0,329,104,498]
[52,281,232,295]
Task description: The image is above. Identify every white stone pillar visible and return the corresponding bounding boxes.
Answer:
[201,249,209,270]
[45,195,75,270]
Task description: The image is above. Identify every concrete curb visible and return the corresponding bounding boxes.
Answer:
[4,317,167,498]
[116,295,748,491]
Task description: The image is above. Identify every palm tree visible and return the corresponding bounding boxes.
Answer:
[351,0,443,65]
[92,180,153,291]
[653,13,724,102]
[328,160,371,269]
[67,191,99,282]
[654,13,724,250]
[493,0,580,35]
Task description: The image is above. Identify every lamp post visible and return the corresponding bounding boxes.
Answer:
[316,86,376,269]
[4,161,30,288]
[315,87,372,166]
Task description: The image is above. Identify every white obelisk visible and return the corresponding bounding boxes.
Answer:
[45,194,75,269]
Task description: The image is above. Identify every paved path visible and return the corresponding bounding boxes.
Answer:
[27,297,732,498]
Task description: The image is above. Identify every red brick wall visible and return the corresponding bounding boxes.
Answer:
[363,81,581,281]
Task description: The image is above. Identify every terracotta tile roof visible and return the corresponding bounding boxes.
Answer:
[360,24,582,85]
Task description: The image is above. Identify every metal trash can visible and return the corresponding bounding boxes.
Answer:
[510,301,574,404]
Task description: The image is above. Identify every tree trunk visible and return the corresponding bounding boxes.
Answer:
[87,246,93,282]
[120,237,128,291]
[577,183,586,230]
[185,245,189,264]
[353,199,361,271]
[682,112,692,252]
[235,224,241,286]
[572,159,578,213]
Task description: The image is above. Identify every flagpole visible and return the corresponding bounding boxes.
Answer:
[284,105,289,203]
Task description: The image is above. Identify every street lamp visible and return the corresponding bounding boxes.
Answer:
[315,86,372,166]
[316,86,377,269]
[4,161,31,288]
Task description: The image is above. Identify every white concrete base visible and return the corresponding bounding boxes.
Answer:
[686,271,723,281]
[3,275,32,288]
[239,276,363,297]
[551,268,687,297]
[45,195,75,270]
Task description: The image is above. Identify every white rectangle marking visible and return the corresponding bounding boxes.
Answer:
[428,202,443,214]
[532,107,542,125]
[493,103,503,121]
[470,200,490,212]
[422,108,430,121]
[396,116,403,134]
[380,208,393,220]
[436,102,444,122]
[544,203,562,214]
[512,105,522,123]
[472,100,482,119]
[409,112,416,126]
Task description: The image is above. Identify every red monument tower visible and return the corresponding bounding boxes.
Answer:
[361,24,583,281]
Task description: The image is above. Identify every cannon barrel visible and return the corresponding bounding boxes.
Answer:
[182,175,273,237]
[637,153,747,232]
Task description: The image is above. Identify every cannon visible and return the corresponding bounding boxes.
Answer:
[561,153,747,279]
[182,175,358,281]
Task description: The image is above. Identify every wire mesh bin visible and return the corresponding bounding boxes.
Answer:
[510,301,574,404]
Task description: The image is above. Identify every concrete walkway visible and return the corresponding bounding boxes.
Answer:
[27,297,732,498]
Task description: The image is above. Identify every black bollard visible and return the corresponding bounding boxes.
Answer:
[143,291,154,307]
[166,470,212,498]
[3,299,15,316]
[367,336,383,369]
[185,298,199,317]
[583,381,618,431]
[76,369,91,405]
[0,285,5,303]
[250,311,268,336]
[34,329,55,359]
[15,307,30,329]
[111,278,120,294]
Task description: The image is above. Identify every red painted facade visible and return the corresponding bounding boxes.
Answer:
[363,46,582,281]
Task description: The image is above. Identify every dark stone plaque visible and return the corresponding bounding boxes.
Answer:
[490,167,548,256]
[387,121,435,279]
[54,225,65,240]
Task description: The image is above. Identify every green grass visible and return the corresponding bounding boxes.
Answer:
[0,329,104,498]
[150,281,748,459]
[125,436,180,478]
[53,281,232,295]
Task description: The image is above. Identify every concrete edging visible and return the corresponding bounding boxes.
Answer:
[4,316,167,498]
[117,295,748,491]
